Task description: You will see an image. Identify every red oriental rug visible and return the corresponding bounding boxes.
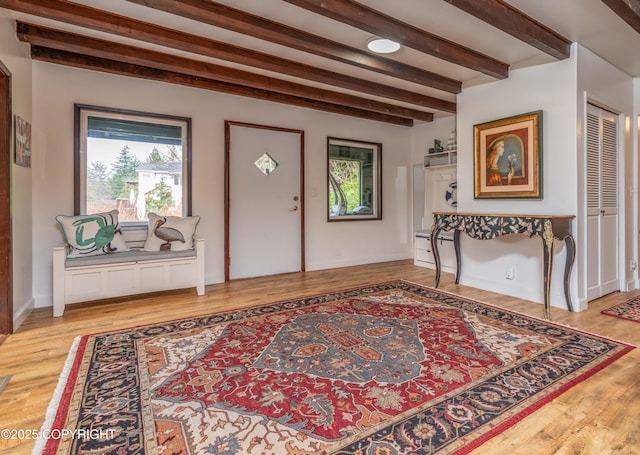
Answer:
[601,296,640,322]
[36,281,633,455]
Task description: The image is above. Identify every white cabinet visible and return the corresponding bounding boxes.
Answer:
[414,230,457,273]
[414,142,458,276]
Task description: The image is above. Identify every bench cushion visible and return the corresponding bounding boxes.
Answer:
[65,248,196,268]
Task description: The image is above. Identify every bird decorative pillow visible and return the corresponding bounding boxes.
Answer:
[143,213,200,252]
[56,210,130,258]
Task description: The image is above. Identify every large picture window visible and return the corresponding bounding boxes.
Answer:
[327,137,381,221]
[75,105,192,222]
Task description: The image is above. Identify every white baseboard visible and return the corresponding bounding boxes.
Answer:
[13,297,35,331]
[575,296,589,312]
[34,293,53,309]
[458,275,581,313]
[307,253,410,272]
[625,279,640,292]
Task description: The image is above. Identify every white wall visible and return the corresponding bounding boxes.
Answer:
[635,77,640,291]
[455,50,579,309]
[8,19,638,315]
[0,14,33,328]
[453,43,635,312]
[31,62,413,308]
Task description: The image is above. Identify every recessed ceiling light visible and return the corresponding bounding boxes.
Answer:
[367,37,401,54]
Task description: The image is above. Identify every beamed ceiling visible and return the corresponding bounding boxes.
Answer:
[1,0,640,126]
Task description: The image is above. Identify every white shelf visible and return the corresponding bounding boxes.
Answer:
[424,150,457,168]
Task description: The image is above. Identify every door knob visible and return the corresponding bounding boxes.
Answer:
[290,205,299,212]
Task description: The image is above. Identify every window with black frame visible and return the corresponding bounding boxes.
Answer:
[74,104,192,223]
[327,137,381,221]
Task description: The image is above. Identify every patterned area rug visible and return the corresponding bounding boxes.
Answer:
[36,281,634,455]
[601,296,640,322]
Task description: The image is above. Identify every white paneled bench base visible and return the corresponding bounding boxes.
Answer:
[52,237,204,317]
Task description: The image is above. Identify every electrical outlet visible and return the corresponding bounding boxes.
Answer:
[506,266,515,280]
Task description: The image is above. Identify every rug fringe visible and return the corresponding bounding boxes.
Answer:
[32,336,81,455]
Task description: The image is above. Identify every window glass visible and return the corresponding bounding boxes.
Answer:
[327,137,381,221]
[75,105,192,221]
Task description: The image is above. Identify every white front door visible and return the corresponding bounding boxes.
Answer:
[226,122,304,280]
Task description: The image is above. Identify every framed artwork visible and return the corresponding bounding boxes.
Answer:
[474,111,542,199]
[14,115,31,168]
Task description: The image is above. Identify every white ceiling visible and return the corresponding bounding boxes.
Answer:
[2,0,639,121]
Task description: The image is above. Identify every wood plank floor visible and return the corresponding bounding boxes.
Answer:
[0,260,638,454]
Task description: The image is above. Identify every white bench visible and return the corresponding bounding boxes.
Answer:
[52,226,205,317]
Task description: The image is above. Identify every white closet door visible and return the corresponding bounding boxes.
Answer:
[586,104,619,300]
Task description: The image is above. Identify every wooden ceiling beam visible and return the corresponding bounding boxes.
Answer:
[601,0,640,34]
[125,0,462,94]
[0,0,455,112]
[30,46,414,126]
[443,0,571,60]
[17,23,433,122]
[282,0,510,79]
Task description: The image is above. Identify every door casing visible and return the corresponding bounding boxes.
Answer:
[224,120,305,281]
[0,60,12,335]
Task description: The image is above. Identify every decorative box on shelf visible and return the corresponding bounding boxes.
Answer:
[424,150,457,168]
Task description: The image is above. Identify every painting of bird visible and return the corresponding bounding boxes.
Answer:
[153,216,185,250]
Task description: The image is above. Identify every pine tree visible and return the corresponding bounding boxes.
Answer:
[165,145,181,163]
[146,147,165,164]
[109,145,140,199]
[145,145,181,164]
[145,180,173,215]
[87,161,111,202]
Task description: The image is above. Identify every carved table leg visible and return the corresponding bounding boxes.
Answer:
[431,228,442,287]
[563,235,576,312]
[542,220,555,320]
[453,230,461,284]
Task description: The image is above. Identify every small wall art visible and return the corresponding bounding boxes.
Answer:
[14,115,31,168]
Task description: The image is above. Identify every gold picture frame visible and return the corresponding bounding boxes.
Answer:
[474,111,542,199]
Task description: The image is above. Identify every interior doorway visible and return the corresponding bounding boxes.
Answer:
[586,103,620,301]
[0,60,12,335]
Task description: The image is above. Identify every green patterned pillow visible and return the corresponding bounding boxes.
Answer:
[55,210,130,258]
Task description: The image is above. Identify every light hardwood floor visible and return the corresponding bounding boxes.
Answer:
[0,260,638,454]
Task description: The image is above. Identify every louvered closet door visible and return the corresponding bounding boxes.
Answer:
[586,103,619,300]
